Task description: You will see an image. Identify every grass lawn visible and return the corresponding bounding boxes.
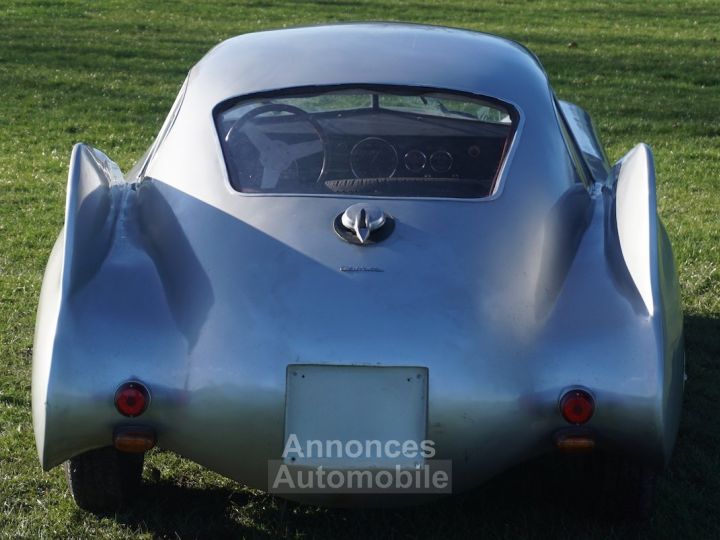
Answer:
[1,0,718,538]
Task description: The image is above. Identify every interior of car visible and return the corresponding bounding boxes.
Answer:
[215,87,516,198]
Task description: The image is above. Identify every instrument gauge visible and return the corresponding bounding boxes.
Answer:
[429,150,453,173]
[404,150,427,173]
[350,137,398,179]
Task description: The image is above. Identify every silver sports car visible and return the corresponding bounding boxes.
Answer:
[32,23,684,516]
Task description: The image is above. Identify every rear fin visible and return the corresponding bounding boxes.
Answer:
[613,143,659,316]
[62,143,126,296]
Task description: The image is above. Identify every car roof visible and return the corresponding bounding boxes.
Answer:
[187,23,552,111]
[146,24,577,203]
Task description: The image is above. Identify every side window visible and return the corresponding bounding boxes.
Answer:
[553,98,592,187]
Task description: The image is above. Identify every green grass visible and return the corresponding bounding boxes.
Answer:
[1,0,718,538]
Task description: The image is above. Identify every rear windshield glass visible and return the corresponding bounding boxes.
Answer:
[215,87,516,198]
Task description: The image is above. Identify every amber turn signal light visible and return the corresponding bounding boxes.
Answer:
[560,389,594,424]
[113,426,156,453]
[555,434,595,453]
[114,381,150,417]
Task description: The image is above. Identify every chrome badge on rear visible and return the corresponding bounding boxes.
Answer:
[334,203,395,245]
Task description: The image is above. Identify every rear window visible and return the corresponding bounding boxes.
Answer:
[215,87,516,198]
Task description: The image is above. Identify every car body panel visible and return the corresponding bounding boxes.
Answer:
[33,23,683,499]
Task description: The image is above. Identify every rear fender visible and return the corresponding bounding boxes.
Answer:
[611,143,684,465]
[32,143,127,469]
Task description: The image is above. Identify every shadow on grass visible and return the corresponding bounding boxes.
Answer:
[113,482,264,538]
[111,453,648,539]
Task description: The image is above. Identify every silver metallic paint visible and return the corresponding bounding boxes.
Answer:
[32,23,683,501]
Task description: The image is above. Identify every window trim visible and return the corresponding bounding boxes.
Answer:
[553,96,594,187]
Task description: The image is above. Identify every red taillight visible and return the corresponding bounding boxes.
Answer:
[114,382,150,417]
[560,389,594,424]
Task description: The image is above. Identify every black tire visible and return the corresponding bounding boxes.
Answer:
[64,446,144,513]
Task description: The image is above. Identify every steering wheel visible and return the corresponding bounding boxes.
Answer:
[224,103,326,190]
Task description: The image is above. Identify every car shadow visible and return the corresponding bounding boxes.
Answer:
[110,453,642,538]
[113,482,265,538]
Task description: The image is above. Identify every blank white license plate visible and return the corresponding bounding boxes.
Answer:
[283,365,428,468]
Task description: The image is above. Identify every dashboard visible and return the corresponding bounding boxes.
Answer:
[321,133,506,183]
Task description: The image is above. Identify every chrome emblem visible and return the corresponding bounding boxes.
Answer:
[334,203,394,245]
[340,266,384,273]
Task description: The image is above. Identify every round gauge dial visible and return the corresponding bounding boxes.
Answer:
[350,137,398,179]
[429,150,453,173]
[404,150,427,174]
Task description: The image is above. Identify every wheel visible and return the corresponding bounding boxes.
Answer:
[64,446,144,513]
